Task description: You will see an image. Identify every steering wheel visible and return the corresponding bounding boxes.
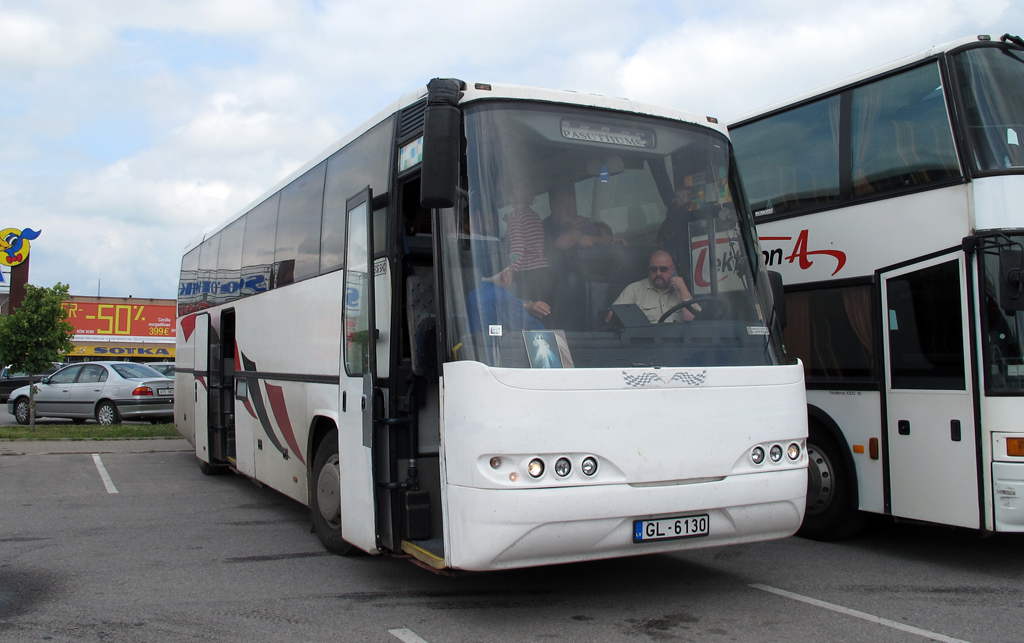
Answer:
[657,296,727,323]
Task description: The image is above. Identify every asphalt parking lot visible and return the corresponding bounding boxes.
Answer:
[2,436,1022,643]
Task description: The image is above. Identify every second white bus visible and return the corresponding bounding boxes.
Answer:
[730,33,1024,539]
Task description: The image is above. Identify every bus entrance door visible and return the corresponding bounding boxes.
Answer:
[192,312,211,465]
[338,188,381,554]
[881,254,981,529]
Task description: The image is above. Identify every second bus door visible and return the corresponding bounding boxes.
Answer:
[881,253,980,529]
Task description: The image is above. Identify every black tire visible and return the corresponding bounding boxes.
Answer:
[310,429,357,555]
[13,398,30,425]
[798,424,868,541]
[95,401,120,426]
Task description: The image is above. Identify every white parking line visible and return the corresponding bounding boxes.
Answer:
[91,454,119,494]
[750,583,971,643]
[389,628,430,643]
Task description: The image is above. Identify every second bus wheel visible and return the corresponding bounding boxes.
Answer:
[311,429,358,556]
[798,424,868,541]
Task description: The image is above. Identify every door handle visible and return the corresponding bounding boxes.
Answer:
[898,420,910,435]
[951,419,961,442]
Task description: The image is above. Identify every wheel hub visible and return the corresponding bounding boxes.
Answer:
[805,443,835,516]
[316,454,341,528]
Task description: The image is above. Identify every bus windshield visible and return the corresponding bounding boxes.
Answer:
[440,101,785,369]
[953,45,1024,172]
[980,233,1024,394]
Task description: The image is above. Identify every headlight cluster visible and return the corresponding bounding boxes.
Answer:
[490,455,599,481]
[750,441,802,466]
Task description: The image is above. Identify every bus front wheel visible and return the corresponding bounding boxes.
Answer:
[311,429,357,555]
[799,425,867,541]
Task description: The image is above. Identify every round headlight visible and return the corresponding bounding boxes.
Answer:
[580,456,598,476]
[527,458,545,478]
[751,446,765,465]
[554,457,571,477]
[489,456,502,469]
[787,443,801,460]
[769,444,783,462]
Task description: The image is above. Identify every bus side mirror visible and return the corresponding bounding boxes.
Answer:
[768,270,787,329]
[420,78,463,209]
[999,249,1024,311]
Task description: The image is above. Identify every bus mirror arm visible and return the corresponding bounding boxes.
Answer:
[768,270,787,329]
[1001,33,1024,48]
[420,78,464,210]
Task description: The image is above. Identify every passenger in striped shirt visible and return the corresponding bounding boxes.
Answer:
[495,203,553,305]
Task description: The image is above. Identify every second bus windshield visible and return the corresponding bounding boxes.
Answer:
[440,102,784,370]
[953,45,1024,173]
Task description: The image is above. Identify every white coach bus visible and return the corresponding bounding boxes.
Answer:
[729,34,1024,539]
[175,79,807,571]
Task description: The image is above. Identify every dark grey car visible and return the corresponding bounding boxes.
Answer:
[0,363,61,403]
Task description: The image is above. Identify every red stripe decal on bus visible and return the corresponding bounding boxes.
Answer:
[180,314,197,342]
[264,383,305,465]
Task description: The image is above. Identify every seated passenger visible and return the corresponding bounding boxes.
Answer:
[467,269,552,334]
[605,250,696,323]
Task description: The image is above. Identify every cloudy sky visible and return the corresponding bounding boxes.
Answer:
[2,0,1020,299]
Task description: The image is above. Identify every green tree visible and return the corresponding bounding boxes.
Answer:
[0,283,75,431]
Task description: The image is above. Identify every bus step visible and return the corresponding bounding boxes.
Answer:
[401,539,446,570]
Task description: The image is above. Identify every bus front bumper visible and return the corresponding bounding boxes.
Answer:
[443,467,806,571]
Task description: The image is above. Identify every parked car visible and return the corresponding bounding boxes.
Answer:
[149,362,175,377]
[0,363,61,403]
[7,361,174,425]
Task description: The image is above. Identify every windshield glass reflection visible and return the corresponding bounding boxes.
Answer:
[440,102,785,369]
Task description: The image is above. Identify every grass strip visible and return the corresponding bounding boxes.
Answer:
[0,423,179,440]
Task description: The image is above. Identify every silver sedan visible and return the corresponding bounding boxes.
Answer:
[6,361,174,425]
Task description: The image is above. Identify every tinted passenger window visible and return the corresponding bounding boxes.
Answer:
[241,194,280,275]
[79,365,106,383]
[852,63,960,196]
[731,96,841,217]
[276,161,326,285]
[218,217,245,273]
[322,117,395,273]
[198,235,220,272]
[784,284,875,382]
[50,366,82,385]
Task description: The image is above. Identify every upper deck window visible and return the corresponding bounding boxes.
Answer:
[851,62,960,196]
[730,96,840,216]
[731,61,962,220]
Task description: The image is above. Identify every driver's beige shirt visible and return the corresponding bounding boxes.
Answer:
[612,279,686,322]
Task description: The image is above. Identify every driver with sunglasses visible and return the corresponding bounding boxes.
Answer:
[605,250,696,323]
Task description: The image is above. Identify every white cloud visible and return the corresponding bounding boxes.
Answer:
[596,0,1017,119]
[0,9,109,71]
